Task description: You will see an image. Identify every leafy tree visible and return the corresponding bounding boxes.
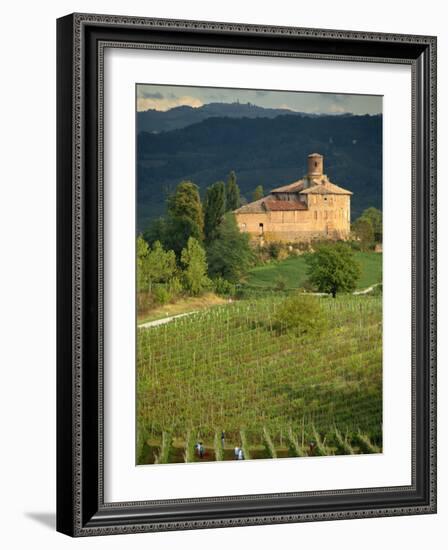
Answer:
[305,243,361,298]
[206,213,254,283]
[359,207,382,242]
[146,241,176,290]
[180,237,211,295]
[273,293,327,335]
[144,183,205,257]
[143,217,167,247]
[252,185,264,201]
[143,181,206,256]
[225,171,241,211]
[167,181,204,232]
[137,235,150,293]
[352,217,374,251]
[204,181,226,242]
[137,236,177,293]
[165,216,203,258]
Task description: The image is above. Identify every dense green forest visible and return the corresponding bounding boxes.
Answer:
[137,111,382,231]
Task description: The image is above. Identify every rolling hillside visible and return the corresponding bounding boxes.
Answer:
[137,112,382,231]
[137,101,316,133]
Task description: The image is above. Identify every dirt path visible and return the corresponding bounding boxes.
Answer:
[306,282,381,297]
[138,283,381,330]
[352,283,381,295]
[138,311,198,329]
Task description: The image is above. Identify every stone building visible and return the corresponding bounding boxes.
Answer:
[234,153,352,243]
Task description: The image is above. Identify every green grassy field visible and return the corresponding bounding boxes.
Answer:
[137,294,382,464]
[245,252,382,291]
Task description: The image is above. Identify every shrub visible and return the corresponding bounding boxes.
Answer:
[295,241,312,253]
[369,283,383,296]
[273,293,327,336]
[347,239,362,251]
[299,279,316,292]
[267,242,282,259]
[274,275,287,291]
[168,276,183,298]
[213,276,236,296]
[277,247,289,261]
[152,284,171,305]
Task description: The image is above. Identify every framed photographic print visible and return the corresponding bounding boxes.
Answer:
[56,13,437,536]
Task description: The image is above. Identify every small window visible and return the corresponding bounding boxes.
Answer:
[314,161,318,168]
[259,222,264,234]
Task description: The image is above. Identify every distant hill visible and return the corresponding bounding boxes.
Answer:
[137,113,382,232]
[137,102,324,133]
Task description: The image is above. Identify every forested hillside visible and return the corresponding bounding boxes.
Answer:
[137,101,314,133]
[137,113,382,231]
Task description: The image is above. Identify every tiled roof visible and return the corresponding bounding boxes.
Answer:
[233,194,309,213]
[263,199,308,211]
[270,179,305,193]
[233,196,270,213]
[300,181,352,195]
[234,169,352,214]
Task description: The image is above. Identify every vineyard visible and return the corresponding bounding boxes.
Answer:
[137,294,382,464]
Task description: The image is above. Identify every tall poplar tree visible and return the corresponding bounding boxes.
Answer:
[225,171,241,211]
[252,185,264,201]
[181,237,211,296]
[204,181,226,242]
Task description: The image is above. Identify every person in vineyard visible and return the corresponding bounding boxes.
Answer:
[199,442,205,458]
[221,431,225,448]
[238,448,245,460]
[234,446,240,459]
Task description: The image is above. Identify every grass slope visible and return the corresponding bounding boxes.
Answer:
[138,292,227,324]
[137,294,382,463]
[246,252,382,291]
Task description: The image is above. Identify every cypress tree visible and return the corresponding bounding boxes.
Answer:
[204,181,226,242]
[252,185,264,201]
[225,171,241,211]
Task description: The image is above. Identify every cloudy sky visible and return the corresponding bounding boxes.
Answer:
[136,84,382,115]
